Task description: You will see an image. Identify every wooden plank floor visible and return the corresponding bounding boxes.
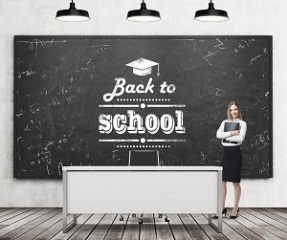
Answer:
[0,208,287,240]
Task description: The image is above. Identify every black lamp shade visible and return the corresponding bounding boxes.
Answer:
[127,2,161,22]
[56,2,90,22]
[195,2,229,22]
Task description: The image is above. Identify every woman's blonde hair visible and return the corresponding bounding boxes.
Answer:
[227,101,242,120]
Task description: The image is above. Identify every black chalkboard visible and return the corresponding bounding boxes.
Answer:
[14,36,272,178]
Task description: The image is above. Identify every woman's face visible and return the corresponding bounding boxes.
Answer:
[230,104,239,119]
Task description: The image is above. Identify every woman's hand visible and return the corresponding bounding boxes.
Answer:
[231,130,240,136]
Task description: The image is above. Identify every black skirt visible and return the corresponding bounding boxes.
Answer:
[222,146,242,182]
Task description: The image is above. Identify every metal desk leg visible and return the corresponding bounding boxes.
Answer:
[63,169,68,232]
[217,169,223,232]
[63,214,77,233]
[208,214,212,224]
[63,212,68,233]
[63,169,78,232]
[209,169,223,233]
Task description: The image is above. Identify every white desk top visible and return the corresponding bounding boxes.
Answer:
[62,166,222,171]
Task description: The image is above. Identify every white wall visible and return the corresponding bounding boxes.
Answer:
[0,0,286,207]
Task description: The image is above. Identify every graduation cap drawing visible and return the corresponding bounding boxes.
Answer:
[126,58,160,77]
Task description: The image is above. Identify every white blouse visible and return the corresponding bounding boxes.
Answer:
[216,119,247,146]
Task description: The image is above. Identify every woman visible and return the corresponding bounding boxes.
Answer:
[216,101,247,219]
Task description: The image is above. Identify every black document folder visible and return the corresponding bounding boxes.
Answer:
[224,122,240,132]
[223,122,240,144]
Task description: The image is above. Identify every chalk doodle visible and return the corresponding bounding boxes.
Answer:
[49,97,61,107]
[112,150,121,163]
[203,51,217,65]
[215,88,225,97]
[262,106,269,120]
[259,161,269,175]
[254,130,270,150]
[233,38,256,55]
[214,38,228,50]
[18,39,66,49]
[235,69,243,79]
[40,87,48,96]
[248,54,262,67]
[200,151,207,163]
[16,110,24,118]
[29,102,42,114]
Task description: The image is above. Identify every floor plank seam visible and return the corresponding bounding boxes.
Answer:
[85,214,106,240]
[190,214,213,240]
[239,209,287,240]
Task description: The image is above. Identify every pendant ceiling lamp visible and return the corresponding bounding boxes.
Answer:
[127,0,161,22]
[56,0,90,22]
[194,0,229,22]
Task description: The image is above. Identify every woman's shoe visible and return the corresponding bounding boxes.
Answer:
[229,208,239,219]
[212,208,227,219]
[222,207,227,217]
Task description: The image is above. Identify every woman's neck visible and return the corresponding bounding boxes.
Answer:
[231,118,240,121]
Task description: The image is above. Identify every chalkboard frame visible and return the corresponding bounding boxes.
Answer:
[14,35,273,179]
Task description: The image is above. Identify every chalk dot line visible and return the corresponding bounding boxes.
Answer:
[116,145,171,148]
[117,98,171,102]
